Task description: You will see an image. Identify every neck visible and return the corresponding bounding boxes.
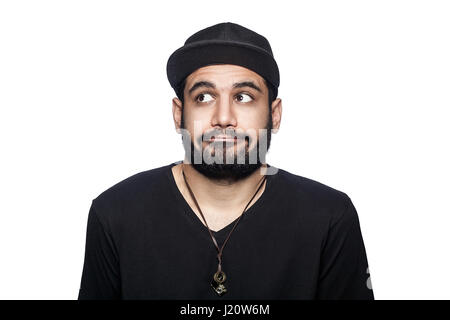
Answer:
[176,161,268,210]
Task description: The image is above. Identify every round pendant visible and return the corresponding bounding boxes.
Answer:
[213,270,226,283]
[211,271,227,296]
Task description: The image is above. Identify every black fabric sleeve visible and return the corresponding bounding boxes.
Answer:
[78,201,121,300]
[316,196,374,300]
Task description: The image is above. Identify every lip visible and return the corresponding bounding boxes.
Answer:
[209,136,237,142]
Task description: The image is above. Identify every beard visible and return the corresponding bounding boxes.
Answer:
[181,114,272,182]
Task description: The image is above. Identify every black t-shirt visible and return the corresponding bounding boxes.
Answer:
[78,162,374,300]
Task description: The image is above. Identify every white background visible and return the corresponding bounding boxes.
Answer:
[1,0,449,300]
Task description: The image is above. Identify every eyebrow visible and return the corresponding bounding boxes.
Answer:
[188,81,215,95]
[188,80,262,96]
[233,81,262,93]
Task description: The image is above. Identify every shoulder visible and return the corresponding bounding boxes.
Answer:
[90,163,173,224]
[272,167,354,223]
[275,167,349,205]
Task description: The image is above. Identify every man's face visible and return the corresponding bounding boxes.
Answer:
[174,64,278,181]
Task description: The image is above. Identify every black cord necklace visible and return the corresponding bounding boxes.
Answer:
[181,165,267,296]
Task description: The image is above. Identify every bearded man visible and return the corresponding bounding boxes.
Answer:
[78,22,374,300]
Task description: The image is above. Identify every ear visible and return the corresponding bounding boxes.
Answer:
[172,97,183,133]
[270,98,282,133]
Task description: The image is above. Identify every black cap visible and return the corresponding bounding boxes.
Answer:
[166,22,280,100]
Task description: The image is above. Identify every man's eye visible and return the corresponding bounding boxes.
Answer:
[196,93,214,103]
[236,93,253,103]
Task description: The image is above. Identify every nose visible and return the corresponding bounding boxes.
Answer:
[210,95,237,129]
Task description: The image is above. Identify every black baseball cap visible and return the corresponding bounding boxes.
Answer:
[166,22,280,101]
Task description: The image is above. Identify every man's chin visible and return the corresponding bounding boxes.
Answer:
[183,133,271,181]
[191,162,263,182]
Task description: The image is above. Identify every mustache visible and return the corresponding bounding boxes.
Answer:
[198,128,250,143]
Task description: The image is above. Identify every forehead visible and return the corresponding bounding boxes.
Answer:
[185,64,266,90]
